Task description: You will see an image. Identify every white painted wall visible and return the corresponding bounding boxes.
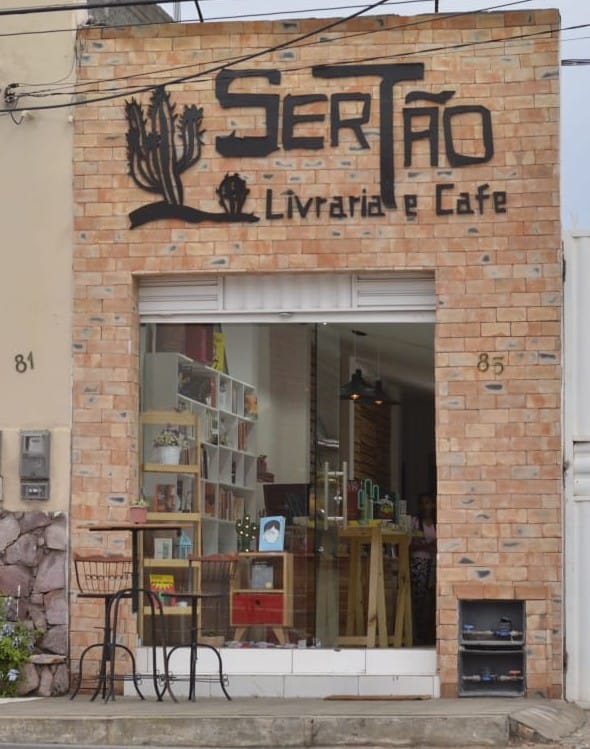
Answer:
[0,0,81,511]
[564,232,590,704]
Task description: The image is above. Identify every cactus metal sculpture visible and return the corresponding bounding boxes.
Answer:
[217,173,250,216]
[125,86,259,228]
[126,87,203,207]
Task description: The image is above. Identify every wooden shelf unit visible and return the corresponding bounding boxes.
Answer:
[139,410,202,646]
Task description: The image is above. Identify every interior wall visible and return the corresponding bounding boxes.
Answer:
[268,326,311,484]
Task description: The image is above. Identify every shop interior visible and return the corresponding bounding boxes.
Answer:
[139,322,435,648]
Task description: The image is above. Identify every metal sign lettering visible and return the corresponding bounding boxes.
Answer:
[125,63,505,229]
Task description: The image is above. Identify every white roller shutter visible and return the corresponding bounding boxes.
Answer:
[138,273,435,323]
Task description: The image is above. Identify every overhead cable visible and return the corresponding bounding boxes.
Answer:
[8,0,546,98]
[3,0,563,113]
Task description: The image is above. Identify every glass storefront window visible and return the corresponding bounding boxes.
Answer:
[139,321,435,648]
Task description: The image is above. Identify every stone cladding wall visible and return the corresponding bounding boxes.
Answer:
[0,511,68,696]
[72,10,562,696]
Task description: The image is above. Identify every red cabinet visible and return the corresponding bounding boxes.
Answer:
[230,552,293,643]
[231,592,285,626]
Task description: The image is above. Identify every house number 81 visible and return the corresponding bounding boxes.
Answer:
[477,353,504,375]
[15,352,34,373]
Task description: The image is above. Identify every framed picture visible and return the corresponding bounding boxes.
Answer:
[258,515,286,552]
[154,537,173,560]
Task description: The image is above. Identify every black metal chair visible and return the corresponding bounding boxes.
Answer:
[161,554,237,701]
[70,554,144,701]
[107,585,170,702]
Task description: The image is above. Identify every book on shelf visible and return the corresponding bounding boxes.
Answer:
[201,445,208,479]
[231,495,245,522]
[207,413,219,444]
[148,573,176,606]
[237,421,249,451]
[244,392,258,418]
[219,488,231,521]
[154,484,177,512]
[204,484,216,516]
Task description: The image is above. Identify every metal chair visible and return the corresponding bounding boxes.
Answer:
[108,585,170,702]
[199,553,239,641]
[161,554,237,701]
[70,554,143,700]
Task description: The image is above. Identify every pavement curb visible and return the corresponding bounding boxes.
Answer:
[0,713,510,747]
[0,696,584,747]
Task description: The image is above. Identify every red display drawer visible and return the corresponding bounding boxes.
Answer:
[231,592,284,626]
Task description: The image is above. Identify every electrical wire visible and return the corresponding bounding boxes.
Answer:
[0,0,559,36]
[6,0,551,101]
[0,1,402,40]
[3,0,394,110]
[0,0,425,17]
[0,0,185,17]
[2,0,568,114]
[0,0,429,37]
[25,16,573,104]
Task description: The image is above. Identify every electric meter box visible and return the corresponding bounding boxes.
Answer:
[20,430,50,500]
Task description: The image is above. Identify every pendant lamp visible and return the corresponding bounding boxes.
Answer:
[372,378,389,406]
[340,368,373,401]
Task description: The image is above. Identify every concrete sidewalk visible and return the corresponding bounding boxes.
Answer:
[0,695,586,747]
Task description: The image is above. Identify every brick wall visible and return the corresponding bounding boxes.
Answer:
[72,10,561,695]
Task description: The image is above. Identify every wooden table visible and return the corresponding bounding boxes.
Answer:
[338,525,412,649]
[83,522,181,612]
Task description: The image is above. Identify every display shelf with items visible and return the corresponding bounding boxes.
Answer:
[458,599,525,697]
[139,410,202,645]
[142,352,258,555]
[230,552,293,644]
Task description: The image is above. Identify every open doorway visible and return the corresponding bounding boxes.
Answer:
[140,320,435,648]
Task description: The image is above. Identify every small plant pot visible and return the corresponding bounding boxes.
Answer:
[129,505,147,524]
[154,445,182,465]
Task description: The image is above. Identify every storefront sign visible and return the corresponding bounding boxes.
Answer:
[126,63,506,228]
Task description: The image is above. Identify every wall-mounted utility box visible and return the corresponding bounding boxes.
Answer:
[20,430,50,500]
[458,599,525,697]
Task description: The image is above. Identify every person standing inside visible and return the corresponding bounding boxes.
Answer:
[410,492,436,646]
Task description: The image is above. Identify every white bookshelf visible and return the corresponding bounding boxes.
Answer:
[142,352,258,554]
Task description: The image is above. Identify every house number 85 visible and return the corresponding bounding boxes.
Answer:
[14,352,34,373]
[477,353,504,375]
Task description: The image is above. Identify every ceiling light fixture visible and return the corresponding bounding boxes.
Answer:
[372,378,388,406]
[340,330,374,401]
[340,368,374,401]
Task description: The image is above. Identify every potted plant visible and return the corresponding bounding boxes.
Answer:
[129,497,148,524]
[0,596,39,697]
[153,426,188,465]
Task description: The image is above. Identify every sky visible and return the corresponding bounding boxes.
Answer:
[159,0,590,230]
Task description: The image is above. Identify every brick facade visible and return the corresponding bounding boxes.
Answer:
[73,10,561,696]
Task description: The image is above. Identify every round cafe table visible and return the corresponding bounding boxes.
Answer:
[84,521,182,612]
